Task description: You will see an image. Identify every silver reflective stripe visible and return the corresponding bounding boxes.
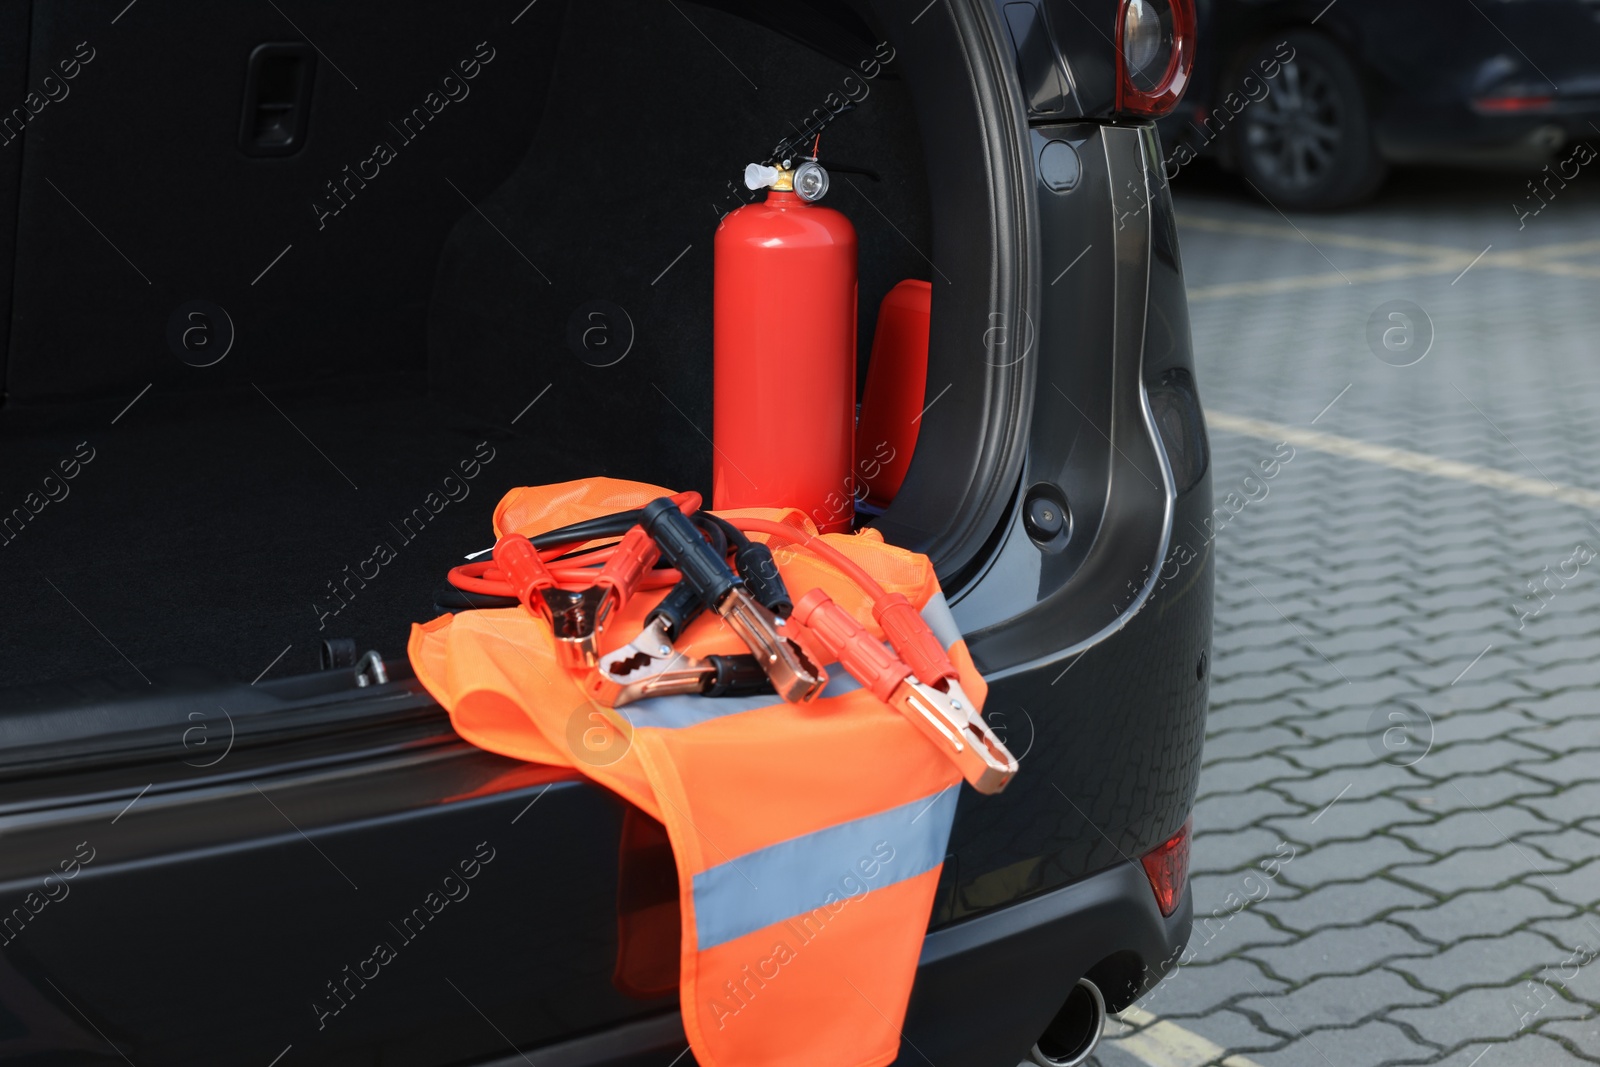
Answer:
[691,784,959,950]
[920,591,962,650]
[625,672,862,730]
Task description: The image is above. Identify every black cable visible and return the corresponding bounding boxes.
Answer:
[700,513,792,617]
[448,501,702,613]
[527,509,644,550]
[546,539,621,564]
[433,583,519,613]
[700,513,750,551]
[693,511,730,560]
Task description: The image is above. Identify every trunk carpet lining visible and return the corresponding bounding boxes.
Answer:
[0,385,636,690]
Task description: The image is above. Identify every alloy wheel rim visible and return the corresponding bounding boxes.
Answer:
[1243,58,1343,190]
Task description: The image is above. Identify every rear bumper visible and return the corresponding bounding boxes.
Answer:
[903,862,1192,1066]
[1371,6,1600,165]
[1375,100,1600,166]
[489,863,1193,1067]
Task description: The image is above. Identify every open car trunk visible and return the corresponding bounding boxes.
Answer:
[0,12,1045,1046]
[0,5,1217,1065]
[0,0,1036,702]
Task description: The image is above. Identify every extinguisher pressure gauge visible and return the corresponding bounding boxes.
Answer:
[793,161,830,202]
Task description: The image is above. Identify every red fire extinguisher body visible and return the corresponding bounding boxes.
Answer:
[713,189,857,533]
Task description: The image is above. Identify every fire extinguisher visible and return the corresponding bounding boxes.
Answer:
[712,160,857,533]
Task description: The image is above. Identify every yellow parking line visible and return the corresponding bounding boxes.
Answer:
[1110,1006,1267,1067]
[1207,411,1600,510]
[1178,215,1600,295]
[1186,260,1468,301]
[1175,213,1467,260]
[1496,237,1600,259]
[1188,253,1600,299]
[1493,256,1600,280]
[1179,215,1600,264]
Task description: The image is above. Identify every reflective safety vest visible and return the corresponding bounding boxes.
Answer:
[409,478,988,1067]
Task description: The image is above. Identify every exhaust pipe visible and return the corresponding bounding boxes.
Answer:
[1028,977,1106,1067]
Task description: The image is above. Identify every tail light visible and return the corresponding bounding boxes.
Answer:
[1472,94,1555,114]
[1114,0,1196,116]
[1140,817,1191,917]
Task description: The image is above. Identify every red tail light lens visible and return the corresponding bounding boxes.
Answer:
[1473,94,1555,114]
[1140,817,1191,917]
[1114,0,1196,117]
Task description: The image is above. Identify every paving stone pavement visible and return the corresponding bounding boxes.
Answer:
[1087,165,1600,1067]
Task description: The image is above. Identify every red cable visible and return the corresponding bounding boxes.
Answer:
[446,517,882,604]
[445,493,700,599]
[446,556,682,597]
[727,515,889,603]
[729,515,958,687]
[444,495,888,605]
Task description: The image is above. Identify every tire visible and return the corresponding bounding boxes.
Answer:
[1232,31,1386,211]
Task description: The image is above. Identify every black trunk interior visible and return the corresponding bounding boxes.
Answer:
[1,0,936,692]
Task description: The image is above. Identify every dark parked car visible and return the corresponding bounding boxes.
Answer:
[0,1,1210,1064]
[1162,0,1600,209]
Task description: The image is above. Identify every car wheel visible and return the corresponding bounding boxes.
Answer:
[1234,31,1385,211]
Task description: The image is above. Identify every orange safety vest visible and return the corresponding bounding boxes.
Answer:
[409,478,989,1067]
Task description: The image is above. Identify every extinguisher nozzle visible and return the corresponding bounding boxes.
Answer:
[744,163,782,191]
